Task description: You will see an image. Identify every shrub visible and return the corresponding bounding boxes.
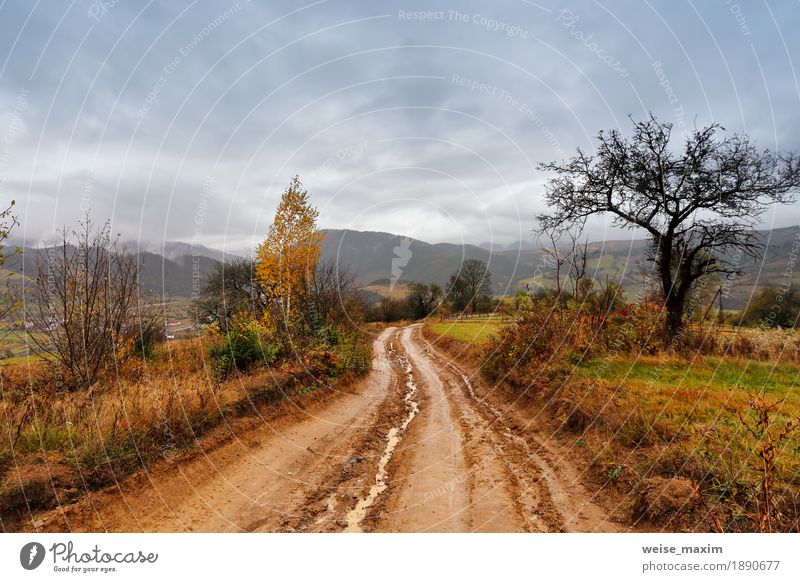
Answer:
[332,329,372,376]
[208,317,280,382]
[316,325,340,347]
[602,302,663,354]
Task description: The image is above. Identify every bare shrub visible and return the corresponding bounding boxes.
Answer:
[28,217,163,389]
[736,397,799,532]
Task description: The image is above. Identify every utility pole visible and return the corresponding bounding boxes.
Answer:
[701,286,723,325]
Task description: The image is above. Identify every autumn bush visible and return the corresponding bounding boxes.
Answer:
[207,317,281,382]
[483,298,663,391]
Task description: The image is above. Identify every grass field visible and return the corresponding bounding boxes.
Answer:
[0,354,42,366]
[427,316,508,345]
[575,355,800,397]
[361,283,411,300]
[556,353,800,529]
[570,355,800,446]
[432,312,800,530]
[0,329,37,360]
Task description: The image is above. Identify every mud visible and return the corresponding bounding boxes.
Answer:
[28,325,621,533]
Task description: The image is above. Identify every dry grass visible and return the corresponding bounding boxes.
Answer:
[436,307,800,531]
[545,357,800,532]
[684,325,800,363]
[0,335,366,528]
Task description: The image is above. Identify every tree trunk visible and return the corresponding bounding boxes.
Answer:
[664,295,685,346]
[655,236,686,346]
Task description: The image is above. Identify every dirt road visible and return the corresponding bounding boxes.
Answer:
[34,326,620,532]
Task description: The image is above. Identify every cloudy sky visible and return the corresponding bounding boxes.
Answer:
[1,0,799,251]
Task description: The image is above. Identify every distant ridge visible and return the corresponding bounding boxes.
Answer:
[5,226,799,307]
[319,226,800,309]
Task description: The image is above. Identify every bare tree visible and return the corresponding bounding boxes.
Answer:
[29,218,163,388]
[307,258,359,326]
[540,230,568,299]
[540,231,597,302]
[536,115,800,342]
[567,236,598,303]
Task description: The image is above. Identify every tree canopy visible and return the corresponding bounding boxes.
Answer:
[536,115,800,340]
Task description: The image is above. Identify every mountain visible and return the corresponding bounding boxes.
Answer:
[5,227,798,308]
[478,239,538,251]
[320,228,636,294]
[319,227,800,309]
[3,245,222,299]
[321,229,497,286]
[137,252,220,297]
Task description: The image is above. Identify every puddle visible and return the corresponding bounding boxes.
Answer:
[344,354,419,532]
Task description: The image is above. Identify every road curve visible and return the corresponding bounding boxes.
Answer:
[32,325,619,533]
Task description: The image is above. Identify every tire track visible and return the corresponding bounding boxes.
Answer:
[418,330,620,532]
[30,325,619,533]
[365,326,536,532]
[344,345,419,532]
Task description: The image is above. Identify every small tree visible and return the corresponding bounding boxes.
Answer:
[567,237,598,303]
[376,295,400,322]
[307,258,360,327]
[448,259,492,314]
[195,258,268,330]
[406,282,443,320]
[255,176,324,322]
[29,218,163,388]
[445,273,468,313]
[540,230,569,299]
[537,115,800,342]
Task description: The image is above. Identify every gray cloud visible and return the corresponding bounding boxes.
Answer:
[2,0,799,249]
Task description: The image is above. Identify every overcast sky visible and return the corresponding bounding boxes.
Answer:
[1,0,799,252]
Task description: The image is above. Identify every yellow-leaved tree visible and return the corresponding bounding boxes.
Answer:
[256,176,325,321]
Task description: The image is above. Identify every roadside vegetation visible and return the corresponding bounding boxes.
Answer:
[426,117,800,532]
[427,288,800,532]
[0,178,372,530]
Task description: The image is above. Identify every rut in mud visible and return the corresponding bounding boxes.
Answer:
[28,325,620,533]
[345,347,419,532]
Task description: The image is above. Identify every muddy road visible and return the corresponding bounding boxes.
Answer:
[33,326,620,533]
